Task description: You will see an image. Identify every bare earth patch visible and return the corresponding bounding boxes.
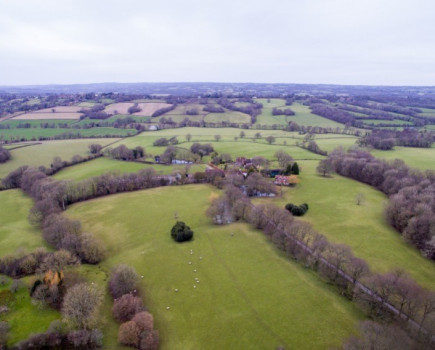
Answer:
[34,106,87,113]
[105,102,172,116]
[133,103,172,116]
[13,112,83,120]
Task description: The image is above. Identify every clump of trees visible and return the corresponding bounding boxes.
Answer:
[109,264,140,299]
[0,146,11,163]
[151,104,176,117]
[285,203,309,216]
[106,145,145,160]
[108,264,159,350]
[190,143,214,159]
[203,104,224,113]
[14,328,103,349]
[62,283,104,329]
[359,129,434,150]
[171,221,194,242]
[128,103,142,114]
[272,107,295,116]
[89,144,103,154]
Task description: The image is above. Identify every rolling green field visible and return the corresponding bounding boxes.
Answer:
[259,161,435,290]
[0,190,48,256]
[371,146,435,171]
[53,157,207,181]
[204,110,251,124]
[0,126,136,141]
[311,136,358,152]
[289,103,345,128]
[0,138,119,178]
[254,99,344,128]
[66,185,363,350]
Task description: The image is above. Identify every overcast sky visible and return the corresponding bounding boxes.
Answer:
[0,0,434,86]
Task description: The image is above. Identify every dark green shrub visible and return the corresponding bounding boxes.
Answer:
[285,203,309,216]
[171,221,194,242]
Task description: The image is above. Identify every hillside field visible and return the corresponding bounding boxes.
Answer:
[257,161,435,290]
[66,185,363,350]
[0,138,119,178]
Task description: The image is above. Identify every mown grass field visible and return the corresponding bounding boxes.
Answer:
[204,110,251,124]
[0,126,136,141]
[66,185,363,350]
[0,190,48,256]
[0,138,119,178]
[289,103,345,128]
[371,146,435,171]
[254,99,344,128]
[259,161,435,290]
[53,158,207,181]
[313,136,358,152]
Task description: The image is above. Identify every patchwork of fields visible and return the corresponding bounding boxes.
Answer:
[0,95,434,349]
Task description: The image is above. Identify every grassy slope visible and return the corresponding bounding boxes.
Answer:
[0,126,135,140]
[0,277,60,346]
[289,103,345,128]
[254,99,344,128]
[0,190,48,256]
[371,146,435,171]
[0,192,59,346]
[66,185,362,350]
[0,138,118,178]
[313,136,359,152]
[204,110,251,124]
[53,158,206,181]
[258,161,435,290]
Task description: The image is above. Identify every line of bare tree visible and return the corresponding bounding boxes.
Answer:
[207,185,435,347]
[324,148,435,260]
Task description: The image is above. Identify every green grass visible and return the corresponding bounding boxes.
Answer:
[258,161,435,290]
[313,136,359,152]
[165,103,207,116]
[0,277,60,346]
[66,185,363,350]
[1,120,76,127]
[254,100,344,128]
[371,146,435,171]
[53,157,207,181]
[204,111,251,124]
[0,126,136,141]
[0,138,119,179]
[0,190,48,256]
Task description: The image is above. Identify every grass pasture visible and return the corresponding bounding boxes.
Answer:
[0,126,135,142]
[0,138,119,179]
[0,190,48,256]
[53,157,207,181]
[371,146,435,171]
[204,110,251,124]
[259,161,435,290]
[104,102,172,116]
[66,185,362,349]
